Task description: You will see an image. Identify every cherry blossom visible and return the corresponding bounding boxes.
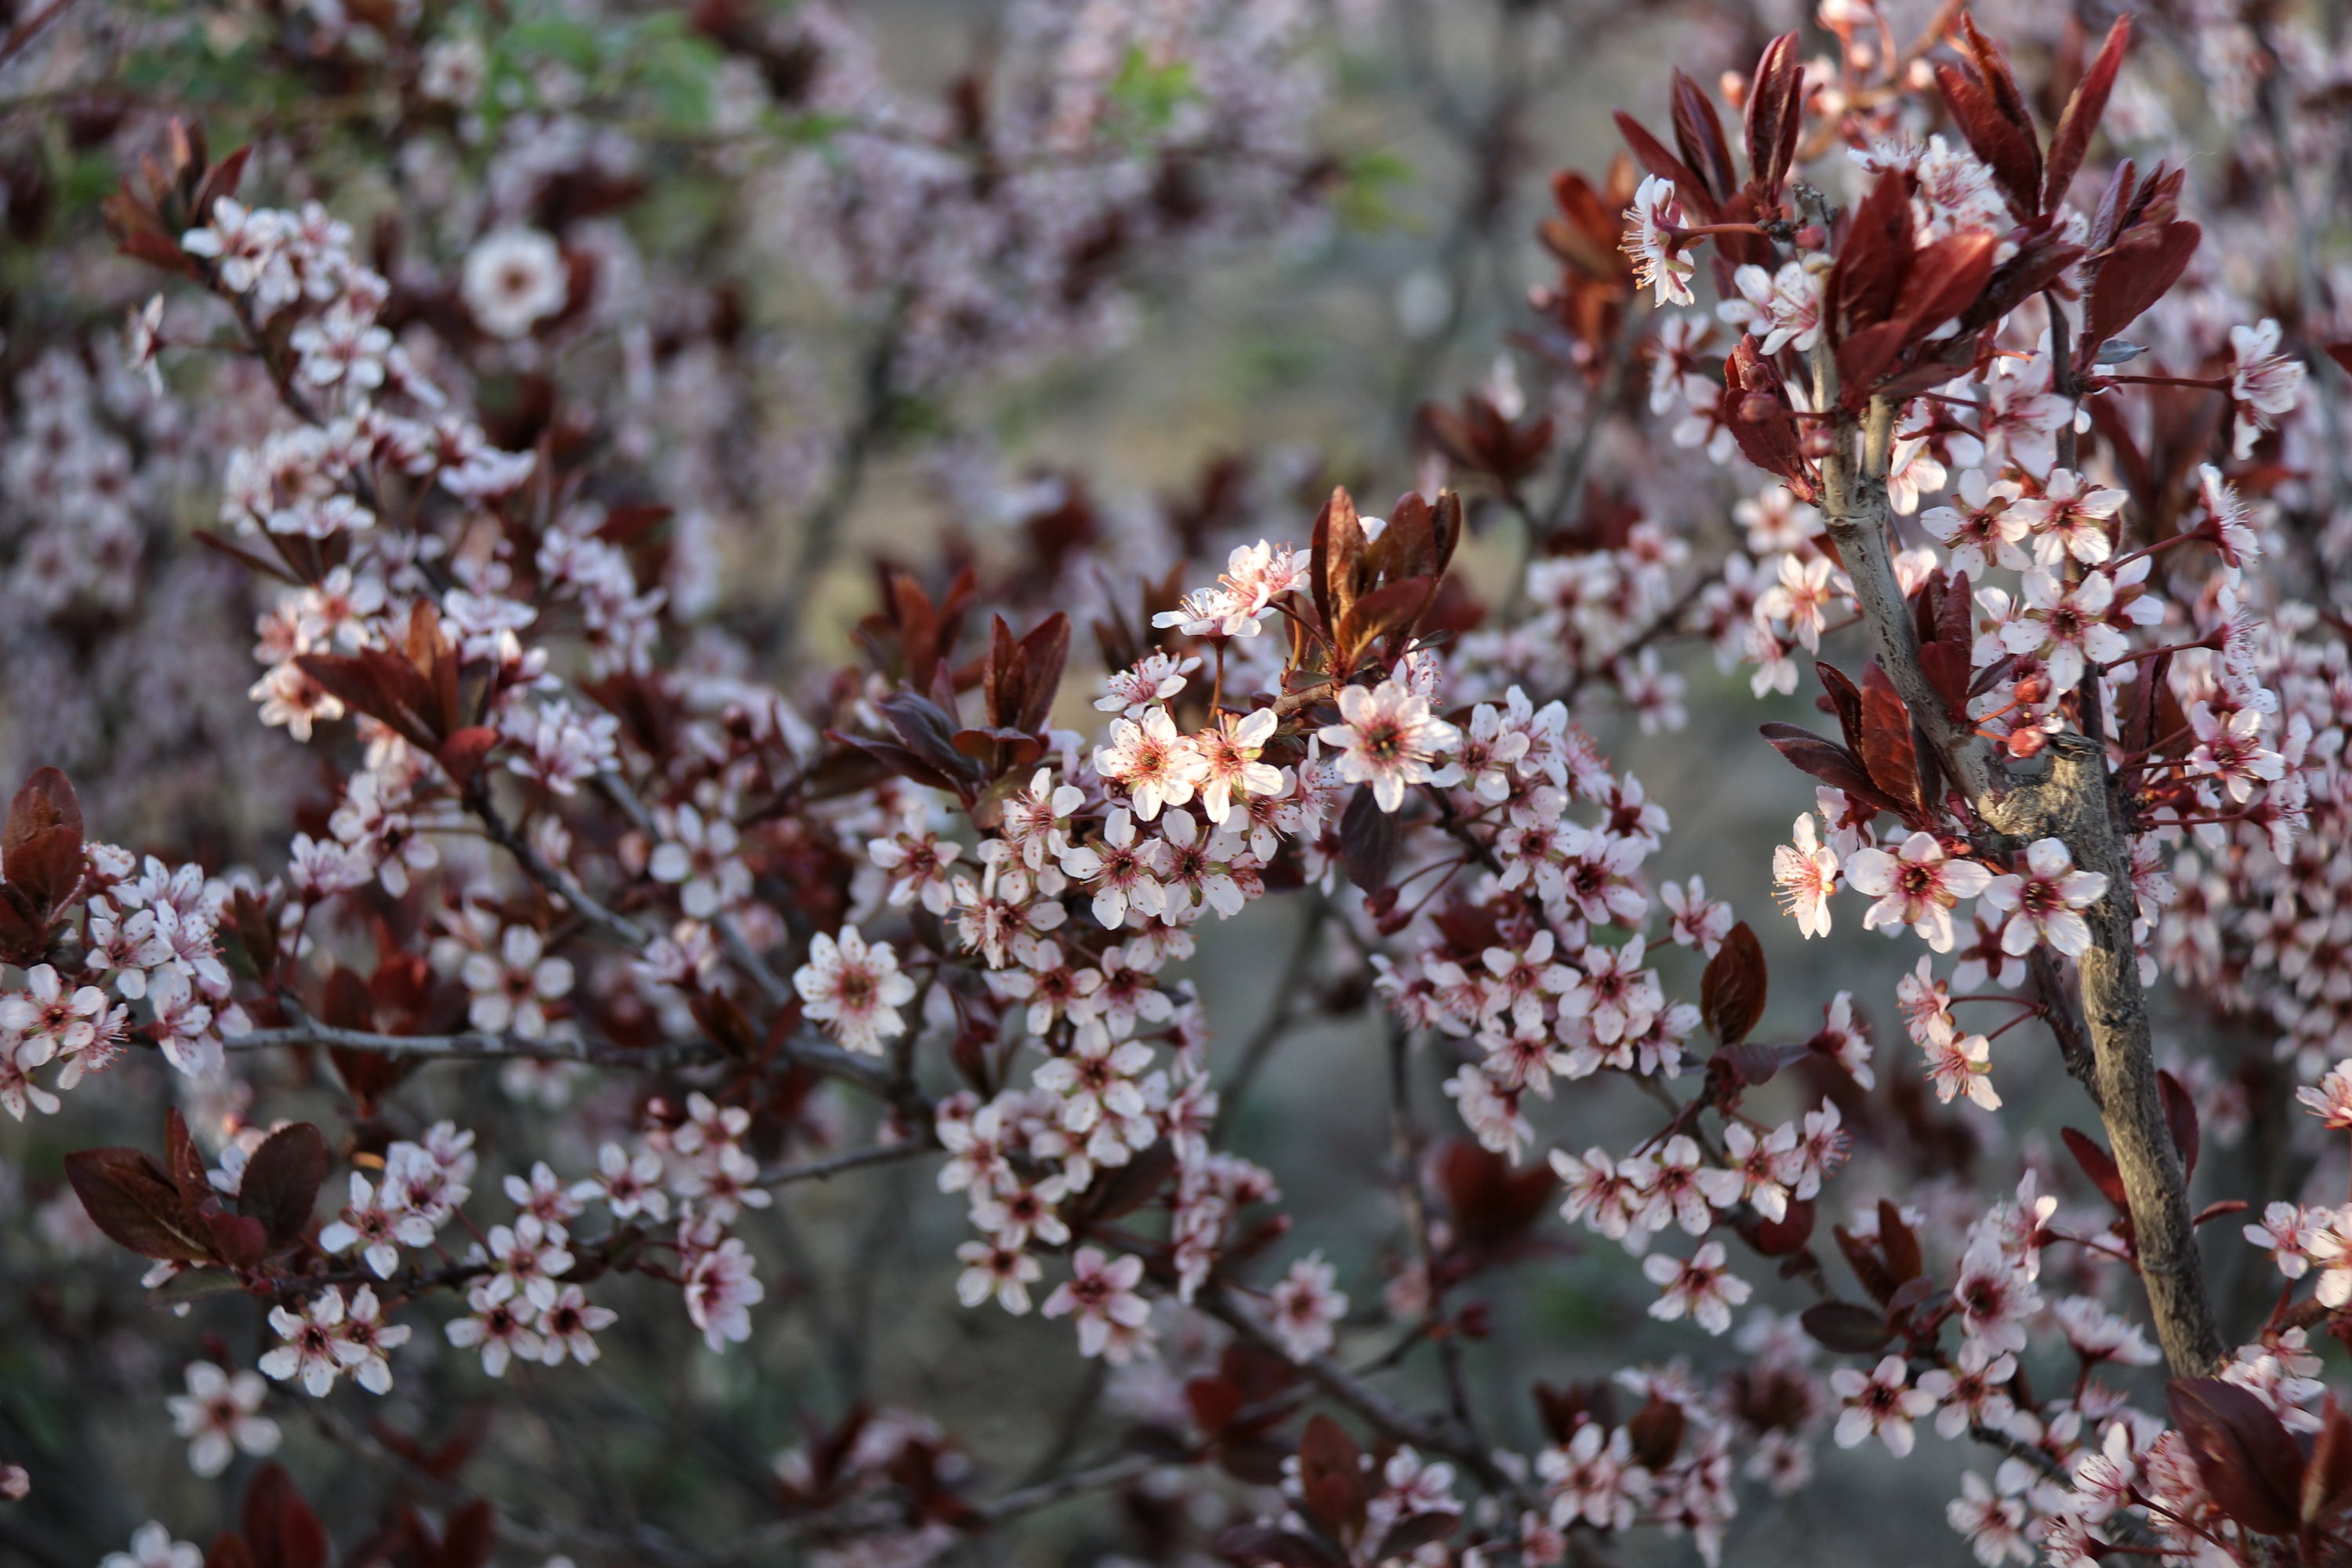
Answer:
[1041,1246,1152,1363]
[1772,815,1841,938]
[1831,1355,1936,1457]
[1620,175,1693,307]
[460,925,575,1040]
[166,1362,281,1477]
[1267,1252,1348,1362]
[1093,707,1205,821]
[102,1524,203,1568]
[1846,833,1993,953]
[260,1287,363,1396]
[1980,839,2109,957]
[1317,679,1463,812]
[1642,1241,1751,1334]
[793,924,917,1056]
[445,1280,545,1376]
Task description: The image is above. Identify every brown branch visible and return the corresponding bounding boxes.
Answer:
[1793,187,2221,1377]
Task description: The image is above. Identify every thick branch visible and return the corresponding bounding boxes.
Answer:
[1797,204,2222,1372]
[1976,737,2221,1374]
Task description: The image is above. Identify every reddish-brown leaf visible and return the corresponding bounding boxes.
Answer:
[1858,663,1921,812]
[1830,171,1916,336]
[1757,724,1907,815]
[1338,786,1403,892]
[2169,1377,2304,1538]
[2084,220,2201,360]
[1700,922,1768,1044]
[1335,575,1432,670]
[1919,641,1972,722]
[1743,34,1804,200]
[205,1534,260,1568]
[243,1463,329,1568]
[1876,1199,1922,1285]
[2062,1127,2131,1216]
[1296,1415,1368,1546]
[2,766,84,914]
[1308,487,1367,641]
[2158,1069,2200,1181]
[1670,71,1737,207]
[1627,1392,1686,1469]
[1894,233,1999,340]
[2304,1395,2352,1526]
[2045,18,2131,214]
[1368,1512,1458,1563]
[1216,1524,1341,1568]
[238,1123,325,1252]
[1014,613,1072,735]
[1750,1196,1814,1256]
[1799,1299,1893,1354]
[64,1146,215,1262]
[1723,338,1816,496]
[435,726,499,786]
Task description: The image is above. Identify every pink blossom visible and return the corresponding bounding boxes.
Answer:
[1846,833,1993,953]
[1041,1246,1152,1362]
[1831,1355,1935,1456]
[1642,1240,1751,1334]
[1317,679,1463,812]
[794,924,917,1056]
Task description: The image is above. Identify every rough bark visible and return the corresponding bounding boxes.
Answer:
[1793,216,2223,1371]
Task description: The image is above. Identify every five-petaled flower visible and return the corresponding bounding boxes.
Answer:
[1831,1355,1936,1456]
[794,924,917,1056]
[1317,679,1463,812]
[1980,838,2108,957]
[1845,833,1992,953]
[1040,1245,1152,1363]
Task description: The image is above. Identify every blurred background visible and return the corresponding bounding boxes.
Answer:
[0,0,2328,1561]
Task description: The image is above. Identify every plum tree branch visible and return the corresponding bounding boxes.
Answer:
[1793,185,2221,1377]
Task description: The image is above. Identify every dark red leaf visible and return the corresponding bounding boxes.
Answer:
[1369,1513,1458,1562]
[1296,1415,1368,1546]
[1216,1525,1341,1568]
[1338,786,1403,893]
[64,1146,215,1262]
[203,1209,267,1270]
[1627,1392,1686,1469]
[2304,1395,2352,1526]
[1876,1199,1922,1285]
[1799,1299,1893,1355]
[1335,575,1433,670]
[1757,723,1907,815]
[1829,172,1916,337]
[1700,922,1768,1044]
[1014,613,1072,736]
[1723,338,1816,497]
[1919,641,1973,722]
[1815,662,1865,755]
[1612,111,1715,223]
[1670,71,1737,207]
[1858,664,1922,812]
[2062,1126,2131,1216]
[435,725,499,786]
[2084,221,2201,361]
[2169,1377,2304,1538]
[242,1463,329,1568]
[2158,1069,2200,1181]
[438,1499,497,1568]
[2045,18,2131,214]
[1309,487,1367,651]
[206,1535,259,1568]
[238,1123,325,1252]
[1886,1274,1939,1317]
[1743,34,1804,200]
